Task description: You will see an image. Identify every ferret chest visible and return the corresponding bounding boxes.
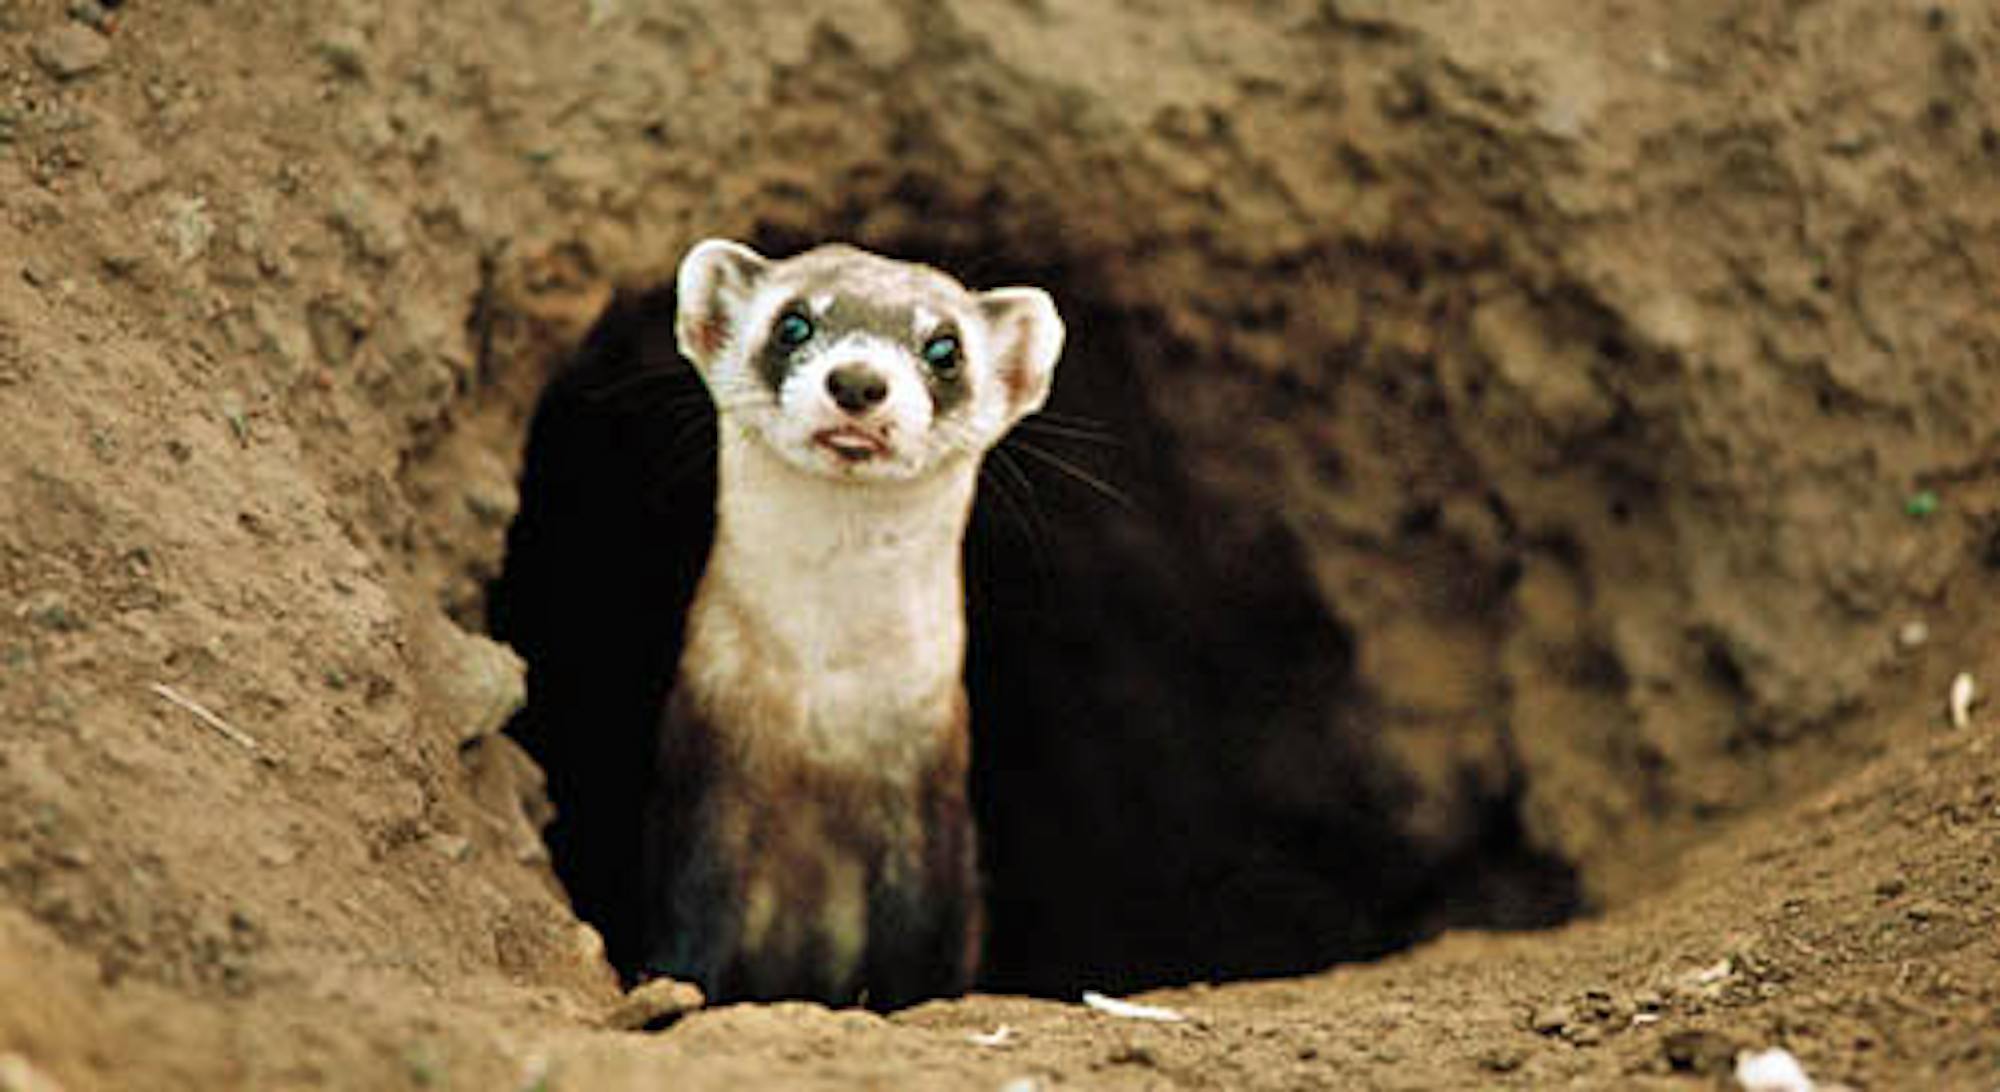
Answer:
[680,441,973,775]
[682,559,967,778]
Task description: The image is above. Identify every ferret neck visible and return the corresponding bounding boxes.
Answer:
[710,428,978,567]
[698,428,977,676]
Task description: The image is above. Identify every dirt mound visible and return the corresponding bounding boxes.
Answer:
[1,0,1997,1088]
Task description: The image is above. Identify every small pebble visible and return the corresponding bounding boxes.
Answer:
[1564,1023,1604,1047]
[19,592,82,632]
[0,1052,68,1092]
[1105,1043,1158,1067]
[463,480,519,529]
[1735,1046,1815,1092]
[1904,899,1951,924]
[1663,1028,1741,1074]
[427,832,472,862]
[967,1026,1016,1048]
[433,627,526,744]
[31,24,111,80]
[67,0,111,29]
[1081,990,1186,1023]
[256,840,299,868]
[1687,958,1734,988]
[1529,1003,1572,1035]
[314,30,370,81]
[1948,672,1978,729]
[50,843,91,867]
[571,921,606,964]
[1895,620,1928,650]
[604,977,706,1031]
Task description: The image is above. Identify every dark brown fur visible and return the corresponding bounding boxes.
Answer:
[643,671,981,1010]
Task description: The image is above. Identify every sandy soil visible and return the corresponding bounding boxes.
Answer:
[1,0,1997,1088]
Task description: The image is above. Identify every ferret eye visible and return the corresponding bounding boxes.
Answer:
[921,334,960,374]
[774,312,814,348]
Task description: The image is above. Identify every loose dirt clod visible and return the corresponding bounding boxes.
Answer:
[29,24,109,79]
[603,977,706,1031]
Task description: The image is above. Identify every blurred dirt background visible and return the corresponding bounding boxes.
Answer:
[1,0,1998,1087]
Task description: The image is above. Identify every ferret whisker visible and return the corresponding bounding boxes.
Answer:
[984,448,1055,556]
[977,452,1057,598]
[1007,438,1137,512]
[650,433,718,492]
[650,435,716,481]
[1034,409,1116,434]
[625,389,716,418]
[1017,416,1124,447]
[663,408,717,441]
[578,365,698,402]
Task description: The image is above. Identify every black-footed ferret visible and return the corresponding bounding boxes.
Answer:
[643,240,1065,1009]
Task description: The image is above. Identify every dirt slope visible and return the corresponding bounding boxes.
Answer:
[0,0,1997,1088]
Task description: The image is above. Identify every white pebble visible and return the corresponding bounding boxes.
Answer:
[1949,672,1978,729]
[1688,958,1734,987]
[1081,989,1187,1022]
[0,1053,67,1092]
[1736,1047,1815,1092]
[967,1025,1016,1048]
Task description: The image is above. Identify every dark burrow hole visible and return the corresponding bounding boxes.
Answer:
[487,214,1578,1004]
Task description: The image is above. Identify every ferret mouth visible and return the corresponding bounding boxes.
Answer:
[812,426,892,463]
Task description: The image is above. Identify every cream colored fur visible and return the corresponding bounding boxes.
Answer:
[672,239,1064,776]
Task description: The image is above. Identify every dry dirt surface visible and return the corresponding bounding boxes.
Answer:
[2,0,1999,1088]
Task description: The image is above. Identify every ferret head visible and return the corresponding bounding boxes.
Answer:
[675,239,1065,484]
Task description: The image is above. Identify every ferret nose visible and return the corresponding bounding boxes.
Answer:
[825,364,889,415]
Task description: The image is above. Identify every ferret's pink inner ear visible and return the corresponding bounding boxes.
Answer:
[676,239,770,363]
[982,293,1061,415]
[687,313,728,360]
[998,320,1045,409]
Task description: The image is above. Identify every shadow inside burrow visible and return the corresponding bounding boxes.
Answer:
[485,213,1580,1003]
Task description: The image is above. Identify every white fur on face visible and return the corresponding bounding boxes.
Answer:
[676,240,1065,487]
[723,315,979,485]
[759,331,939,478]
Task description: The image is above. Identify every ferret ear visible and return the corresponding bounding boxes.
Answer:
[676,238,771,368]
[979,287,1065,418]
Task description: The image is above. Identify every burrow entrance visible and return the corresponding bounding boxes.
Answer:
[486,199,1579,1000]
